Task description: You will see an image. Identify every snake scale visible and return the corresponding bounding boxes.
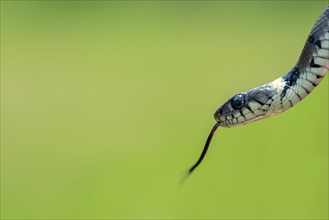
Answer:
[186,5,329,176]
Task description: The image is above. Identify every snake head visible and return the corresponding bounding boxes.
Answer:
[214,85,276,127]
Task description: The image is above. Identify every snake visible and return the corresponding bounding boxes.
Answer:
[186,5,329,177]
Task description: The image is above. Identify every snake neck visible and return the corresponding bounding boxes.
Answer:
[267,68,327,118]
[267,8,329,115]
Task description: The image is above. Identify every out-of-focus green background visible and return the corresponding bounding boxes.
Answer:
[1,1,328,219]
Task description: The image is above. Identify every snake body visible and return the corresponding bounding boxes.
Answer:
[186,5,329,176]
[216,6,329,127]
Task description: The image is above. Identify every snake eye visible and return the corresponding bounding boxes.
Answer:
[231,94,245,109]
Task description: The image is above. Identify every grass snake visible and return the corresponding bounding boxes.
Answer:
[186,5,329,178]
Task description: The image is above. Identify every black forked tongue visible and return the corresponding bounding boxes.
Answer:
[180,122,221,185]
[188,122,221,174]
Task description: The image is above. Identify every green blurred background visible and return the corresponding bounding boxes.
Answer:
[1,1,328,219]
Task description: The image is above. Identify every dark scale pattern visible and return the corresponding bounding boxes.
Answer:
[244,104,254,114]
[310,58,322,68]
[239,109,246,119]
[308,35,322,48]
[280,67,300,98]
[296,6,329,71]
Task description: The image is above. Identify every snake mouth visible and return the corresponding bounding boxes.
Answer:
[215,110,268,128]
[214,109,241,127]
